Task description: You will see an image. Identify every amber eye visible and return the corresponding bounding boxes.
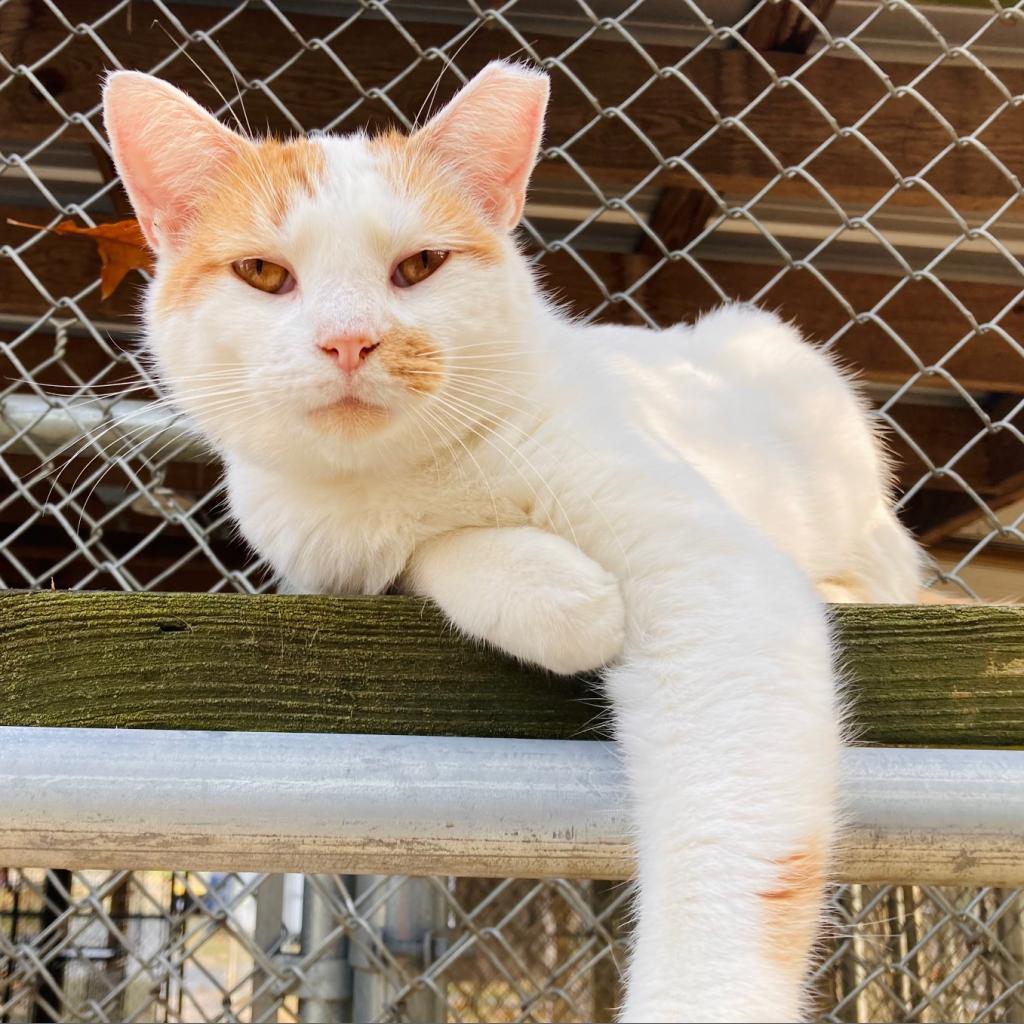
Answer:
[231,258,294,294]
[391,249,450,288]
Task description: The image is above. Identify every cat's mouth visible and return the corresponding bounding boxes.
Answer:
[308,395,391,431]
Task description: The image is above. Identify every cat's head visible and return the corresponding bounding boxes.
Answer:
[102,62,549,476]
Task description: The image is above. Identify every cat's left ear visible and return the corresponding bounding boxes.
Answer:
[415,61,549,230]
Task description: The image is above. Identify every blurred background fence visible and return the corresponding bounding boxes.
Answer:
[2,0,1024,1020]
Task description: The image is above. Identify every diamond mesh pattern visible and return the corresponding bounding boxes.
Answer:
[2,0,1023,596]
[2,871,1024,1023]
[2,2,1024,1021]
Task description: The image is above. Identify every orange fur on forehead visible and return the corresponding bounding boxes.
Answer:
[196,137,326,242]
[154,136,325,312]
[368,129,503,264]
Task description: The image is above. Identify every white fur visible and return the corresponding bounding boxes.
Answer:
[107,65,923,1023]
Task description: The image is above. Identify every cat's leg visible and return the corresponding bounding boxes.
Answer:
[404,526,626,675]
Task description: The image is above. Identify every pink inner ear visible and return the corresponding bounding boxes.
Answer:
[417,62,549,230]
[103,72,246,250]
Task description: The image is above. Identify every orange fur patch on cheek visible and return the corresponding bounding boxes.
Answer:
[760,840,827,977]
[378,326,443,394]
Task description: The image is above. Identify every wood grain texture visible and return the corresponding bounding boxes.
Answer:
[0,591,599,738]
[1,592,1023,748]
[742,0,837,53]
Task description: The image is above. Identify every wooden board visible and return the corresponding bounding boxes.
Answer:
[2,592,1023,748]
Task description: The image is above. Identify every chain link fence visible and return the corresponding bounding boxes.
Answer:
[2,0,1024,1021]
[2,870,1024,1023]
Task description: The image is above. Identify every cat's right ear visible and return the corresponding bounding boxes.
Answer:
[102,71,247,251]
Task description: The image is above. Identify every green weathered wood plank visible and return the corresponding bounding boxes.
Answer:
[1,592,1023,747]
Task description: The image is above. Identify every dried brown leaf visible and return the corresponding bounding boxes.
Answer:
[7,217,154,300]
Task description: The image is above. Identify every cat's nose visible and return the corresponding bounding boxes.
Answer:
[318,334,380,375]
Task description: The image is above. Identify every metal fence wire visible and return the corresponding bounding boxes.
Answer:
[2,0,1024,1021]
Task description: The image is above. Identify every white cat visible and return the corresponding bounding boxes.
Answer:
[103,62,922,1022]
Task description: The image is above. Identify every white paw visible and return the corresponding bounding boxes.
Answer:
[493,551,626,675]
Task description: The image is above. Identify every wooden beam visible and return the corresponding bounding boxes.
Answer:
[3,0,1024,211]
[2,593,1024,749]
[742,0,837,53]
[882,402,1004,496]
[637,187,717,256]
[541,251,1024,394]
[899,395,1024,543]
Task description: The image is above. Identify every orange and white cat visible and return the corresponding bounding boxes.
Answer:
[104,63,922,1022]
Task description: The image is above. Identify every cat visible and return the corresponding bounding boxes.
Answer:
[102,61,922,1023]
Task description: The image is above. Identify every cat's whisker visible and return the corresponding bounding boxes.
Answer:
[414,401,502,529]
[415,399,480,498]
[403,408,446,490]
[70,392,290,537]
[71,424,195,535]
[438,373,534,403]
[440,337,543,353]
[425,363,544,379]
[28,382,260,485]
[149,20,252,139]
[24,377,256,419]
[36,383,282,505]
[55,389,268,515]
[66,389,287,533]
[437,345,543,358]
[415,400,485,489]
[13,371,258,428]
[434,387,632,574]
[423,390,574,545]
[412,18,489,129]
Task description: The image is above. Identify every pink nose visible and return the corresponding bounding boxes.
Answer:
[318,334,379,374]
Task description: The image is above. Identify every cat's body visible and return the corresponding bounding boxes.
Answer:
[104,63,922,1022]
[231,304,919,607]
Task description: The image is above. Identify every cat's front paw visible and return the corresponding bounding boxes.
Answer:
[499,554,626,676]
[407,526,626,676]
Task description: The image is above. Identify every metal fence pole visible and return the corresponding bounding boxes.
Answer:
[350,876,447,1024]
[299,875,351,1024]
[252,874,285,1024]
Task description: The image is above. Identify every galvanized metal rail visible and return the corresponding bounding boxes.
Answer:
[1,729,1023,885]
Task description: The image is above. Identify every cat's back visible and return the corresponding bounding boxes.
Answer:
[555,304,915,596]
[567,305,873,482]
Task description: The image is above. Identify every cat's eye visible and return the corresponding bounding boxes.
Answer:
[391,249,450,288]
[231,258,294,294]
